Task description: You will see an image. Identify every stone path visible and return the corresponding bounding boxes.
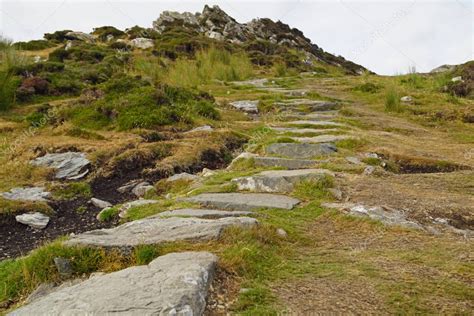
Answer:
[9,252,217,315]
[266,143,337,159]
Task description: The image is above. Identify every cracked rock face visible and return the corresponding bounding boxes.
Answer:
[9,252,218,316]
[30,152,90,180]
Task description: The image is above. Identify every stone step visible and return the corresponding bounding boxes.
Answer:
[9,252,217,315]
[266,143,337,159]
[271,127,340,134]
[284,120,344,127]
[66,216,257,249]
[184,193,301,211]
[291,135,352,143]
[157,208,252,219]
[252,156,319,169]
[275,99,340,111]
[232,169,334,193]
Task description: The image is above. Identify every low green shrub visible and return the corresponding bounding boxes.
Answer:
[13,40,55,51]
[385,87,403,112]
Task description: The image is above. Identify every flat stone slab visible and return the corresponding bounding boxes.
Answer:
[157,208,252,219]
[184,193,300,211]
[231,78,268,87]
[1,187,50,202]
[66,216,257,248]
[271,127,340,134]
[275,100,340,111]
[322,203,422,230]
[292,135,352,143]
[232,169,334,193]
[252,156,318,169]
[229,100,259,113]
[10,252,217,315]
[31,152,90,180]
[15,212,50,229]
[266,143,337,159]
[285,120,344,127]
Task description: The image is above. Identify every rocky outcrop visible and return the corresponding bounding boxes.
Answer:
[9,252,217,315]
[30,152,90,180]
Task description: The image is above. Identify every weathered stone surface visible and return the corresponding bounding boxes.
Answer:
[10,252,217,316]
[266,143,337,159]
[252,156,318,169]
[184,193,300,211]
[232,169,333,193]
[322,203,422,230]
[292,135,351,143]
[400,96,413,103]
[15,212,50,229]
[346,156,361,164]
[276,228,288,238]
[185,125,213,133]
[66,216,257,248]
[66,31,95,42]
[53,257,73,277]
[116,179,142,194]
[232,78,268,87]
[167,172,200,182]
[1,187,50,202]
[129,37,154,49]
[131,182,154,197]
[275,99,340,111]
[31,152,90,180]
[285,120,344,127]
[118,199,158,218]
[229,100,259,113]
[90,198,112,209]
[157,208,252,219]
[271,127,339,134]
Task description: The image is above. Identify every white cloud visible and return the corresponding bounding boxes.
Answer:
[1,0,472,74]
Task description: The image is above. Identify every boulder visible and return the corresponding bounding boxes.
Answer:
[153,11,200,32]
[157,208,252,219]
[66,216,257,248]
[30,152,90,180]
[184,193,300,211]
[1,187,50,202]
[229,100,259,113]
[129,37,154,49]
[15,212,50,229]
[90,198,112,209]
[9,252,218,316]
[266,143,337,159]
[232,169,334,193]
[65,31,95,42]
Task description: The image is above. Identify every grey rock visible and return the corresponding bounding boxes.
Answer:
[252,156,318,170]
[400,96,413,103]
[153,11,200,32]
[229,100,259,113]
[129,37,154,49]
[90,198,112,209]
[363,166,376,175]
[167,172,200,182]
[185,125,213,133]
[117,179,142,194]
[31,152,90,180]
[430,64,455,73]
[232,169,334,193]
[451,76,463,83]
[10,252,217,316]
[271,127,339,135]
[25,280,83,304]
[274,99,340,111]
[131,182,154,197]
[1,187,50,202]
[118,199,158,218]
[200,168,216,177]
[66,216,257,248]
[157,208,252,219]
[346,156,361,164]
[207,31,225,41]
[292,134,351,143]
[322,203,422,230]
[184,193,300,211]
[365,152,379,159]
[328,188,343,201]
[15,212,50,229]
[65,31,95,42]
[276,228,288,238]
[53,257,73,277]
[266,143,337,159]
[232,78,268,87]
[285,120,344,127]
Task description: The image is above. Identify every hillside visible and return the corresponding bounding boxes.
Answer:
[0,5,473,315]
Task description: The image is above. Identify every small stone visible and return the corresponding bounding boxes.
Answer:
[328,188,343,201]
[117,180,142,194]
[365,153,379,159]
[131,182,154,197]
[200,168,216,177]
[53,257,73,277]
[451,76,463,82]
[400,96,413,103]
[90,198,112,209]
[276,228,288,238]
[15,212,50,229]
[167,172,200,182]
[185,125,213,133]
[363,166,375,175]
[346,156,361,164]
[229,100,259,113]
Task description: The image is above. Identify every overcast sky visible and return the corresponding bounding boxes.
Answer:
[1,0,472,75]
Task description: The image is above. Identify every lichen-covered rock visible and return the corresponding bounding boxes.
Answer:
[9,252,218,315]
[30,152,90,180]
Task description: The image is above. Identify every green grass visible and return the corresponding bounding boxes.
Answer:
[51,182,92,200]
[384,87,403,113]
